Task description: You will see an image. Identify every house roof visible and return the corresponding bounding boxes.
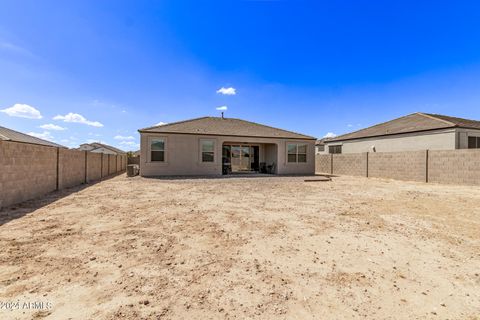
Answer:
[0,126,66,148]
[81,142,126,154]
[327,112,480,142]
[139,116,316,140]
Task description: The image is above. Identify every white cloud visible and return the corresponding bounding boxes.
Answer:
[347,124,353,128]
[216,87,236,95]
[119,141,140,149]
[323,132,337,138]
[114,135,134,140]
[216,106,228,111]
[1,103,42,119]
[156,122,167,126]
[0,41,34,57]
[27,131,54,141]
[53,112,103,127]
[39,123,66,131]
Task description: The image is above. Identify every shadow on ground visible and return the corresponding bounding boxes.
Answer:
[0,172,125,226]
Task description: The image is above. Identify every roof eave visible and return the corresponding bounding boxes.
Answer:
[326,126,459,143]
[138,130,316,140]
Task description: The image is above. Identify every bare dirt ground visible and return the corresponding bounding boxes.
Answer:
[0,174,479,320]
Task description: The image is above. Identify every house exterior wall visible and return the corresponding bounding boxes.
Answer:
[139,132,315,176]
[325,129,457,154]
[456,128,480,149]
[325,128,480,154]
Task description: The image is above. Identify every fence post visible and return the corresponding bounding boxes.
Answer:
[330,153,333,174]
[108,154,111,175]
[100,153,104,178]
[56,147,60,191]
[366,152,369,177]
[425,149,429,183]
[84,151,88,184]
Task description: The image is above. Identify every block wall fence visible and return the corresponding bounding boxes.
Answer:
[0,140,127,209]
[316,149,480,186]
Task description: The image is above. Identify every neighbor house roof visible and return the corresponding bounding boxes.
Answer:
[139,116,316,140]
[0,126,66,148]
[328,112,480,142]
[80,142,126,154]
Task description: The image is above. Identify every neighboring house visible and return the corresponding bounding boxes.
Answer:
[324,112,480,154]
[315,138,333,154]
[0,125,66,148]
[78,142,126,155]
[138,116,316,176]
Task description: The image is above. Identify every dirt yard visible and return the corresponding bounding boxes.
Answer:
[0,175,479,319]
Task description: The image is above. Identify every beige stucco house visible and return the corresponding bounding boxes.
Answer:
[324,112,480,154]
[138,116,316,176]
[78,142,126,155]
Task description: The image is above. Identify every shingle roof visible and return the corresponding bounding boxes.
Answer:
[0,126,66,148]
[328,112,480,142]
[139,116,316,140]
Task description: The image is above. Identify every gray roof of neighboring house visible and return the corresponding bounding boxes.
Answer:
[139,116,316,140]
[0,126,66,148]
[327,112,480,142]
[84,142,126,154]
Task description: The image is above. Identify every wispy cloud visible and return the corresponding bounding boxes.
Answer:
[53,112,103,127]
[216,87,236,95]
[323,132,337,138]
[216,106,228,111]
[0,103,42,119]
[114,135,134,140]
[155,121,167,126]
[119,141,140,149]
[0,41,35,57]
[39,123,66,131]
[27,131,54,141]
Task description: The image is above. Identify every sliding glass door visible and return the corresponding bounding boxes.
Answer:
[228,145,255,172]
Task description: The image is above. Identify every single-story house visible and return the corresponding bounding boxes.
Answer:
[78,142,126,155]
[324,112,480,154]
[138,116,316,176]
[0,125,66,148]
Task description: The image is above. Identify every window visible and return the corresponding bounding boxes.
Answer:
[317,145,325,152]
[287,143,307,163]
[151,138,165,162]
[329,145,342,154]
[468,136,480,149]
[201,140,215,162]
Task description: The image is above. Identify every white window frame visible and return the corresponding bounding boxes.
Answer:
[148,136,167,163]
[287,142,308,164]
[199,139,216,164]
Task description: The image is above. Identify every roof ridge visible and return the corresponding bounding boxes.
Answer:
[225,117,316,139]
[330,112,422,141]
[139,116,210,132]
[418,112,457,126]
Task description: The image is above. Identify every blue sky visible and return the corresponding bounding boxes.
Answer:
[1,1,480,150]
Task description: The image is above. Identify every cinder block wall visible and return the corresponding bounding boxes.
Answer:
[108,155,116,175]
[333,153,367,176]
[0,141,57,208]
[315,154,331,173]
[102,154,109,177]
[429,149,480,185]
[87,152,102,182]
[1,141,126,209]
[59,149,86,189]
[368,151,427,182]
